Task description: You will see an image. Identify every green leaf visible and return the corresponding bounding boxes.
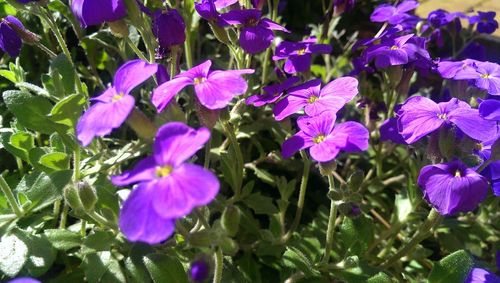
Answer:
[3,90,64,134]
[50,54,76,94]
[44,229,82,251]
[0,131,34,161]
[0,231,29,277]
[339,215,375,255]
[428,250,474,283]
[143,253,189,283]
[282,247,320,277]
[81,231,116,254]
[0,69,17,83]
[39,152,70,171]
[84,251,126,283]
[49,93,86,129]
[367,272,392,283]
[15,170,72,212]
[244,193,279,215]
[22,232,57,277]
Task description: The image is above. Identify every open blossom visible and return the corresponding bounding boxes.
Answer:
[469,11,499,34]
[282,111,369,162]
[418,160,489,216]
[273,77,358,121]
[479,99,500,121]
[112,122,219,244]
[71,0,127,27]
[370,0,419,25]
[427,9,465,28]
[221,9,289,54]
[195,0,236,24]
[396,96,497,144]
[152,60,254,112]
[364,34,430,68]
[380,117,407,145]
[437,59,479,79]
[475,137,500,197]
[245,76,300,106]
[0,16,25,58]
[273,37,332,74]
[456,62,500,95]
[152,9,186,51]
[76,60,158,146]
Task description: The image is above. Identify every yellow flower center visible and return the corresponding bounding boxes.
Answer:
[390,45,399,50]
[475,143,484,151]
[194,77,206,85]
[307,95,319,104]
[112,92,125,102]
[437,113,447,120]
[480,73,491,79]
[313,134,326,144]
[373,39,381,45]
[454,170,462,178]
[156,165,173,178]
[297,48,307,55]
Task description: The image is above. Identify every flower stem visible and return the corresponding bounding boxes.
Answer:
[0,175,23,217]
[87,210,118,230]
[283,151,311,242]
[213,248,224,283]
[126,37,148,61]
[59,203,69,229]
[204,137,212,169]
[380,208,442,268]
[34,41,57,58]
[321,174,338,264]
[184,31,194,69]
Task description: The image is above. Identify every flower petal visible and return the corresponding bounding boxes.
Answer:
[304,96,346,117]
[309,141,341,162]
[111,157,157,186]
[332,121,369,152]
[479,99,500,120]
[239,26,274,54]
[281,131,314,158]
[113,59,158,94]
[259,18,289,32]
[119,183,175,244]
[320,76,359,103]
[273,94,308,121]
[154,122,210,166]
[0,23,22,58]
[397,96,443,144]
[448,107,498,141]
[284,54,312,74]
[152,76,193,112]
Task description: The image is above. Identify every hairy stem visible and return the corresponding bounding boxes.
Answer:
[0,175,23,217]
[321,174,338,264]
[213,248,224,283]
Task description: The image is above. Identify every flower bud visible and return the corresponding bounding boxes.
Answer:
[438,126,455,160]
[195,100,220,129]
[327,189,343,201]
[77,181,97,212]
[108,19,129,38]
[386,66,403,87]
[190,258,211,282]
[63,185,84,213]
[347,170,364,192]
[319,160,337,176]
[188,230,215,247]
[4,16,39,44]
[229,99,246,124]
[152,9,186,51]
[221,205,240,237]
[209,22,231,45]
[219,237,239,256]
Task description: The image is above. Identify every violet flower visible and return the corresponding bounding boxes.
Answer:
[465,267,500,283]
[397,96,497,144]
[469,11,499,34]
[76,59,158,146]
[71,0,127,27]
[418,160,489,215]
[152,9,186,51]
[0,16,25,58]
[474,137,500,197]
[370,0,419,25]
[7,278,41,283]
[364,34,430,69]
[190,259,211,282]
[273,76,359,121]
[380,117,407,145]
[480,99,500,121]
[427,10,465,29]
[437,59,479,79]
[246,76,300,106]
[195,0,236,24]
[273,37,332,74]
[221,9,289,54]
[457,61,500,95]
[282,111,369,162]
[112,122,219,244]
[152,60,254,112]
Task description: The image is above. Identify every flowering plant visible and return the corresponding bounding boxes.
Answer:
[0,0,499,282]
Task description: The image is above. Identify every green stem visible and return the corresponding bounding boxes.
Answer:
[213,248,224,283]
[80,220,87,236]
[321,174,338,264]
[126,37,148,61]
[87,211,118,230]
[261,47,271,86]
[380,209,442,268]
[283,151,311,242]
[170,50,178,79]
[204,137,212,169]
[59,203,69,229]
[73,148,81,181]
[222,122,244,198]
[184,31,193,69]
[34,41,57,58]
[0,175,23,217]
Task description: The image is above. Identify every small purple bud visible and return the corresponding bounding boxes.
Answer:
[190,259,210,282]
[349,204,361,217]
[152,9,186,51]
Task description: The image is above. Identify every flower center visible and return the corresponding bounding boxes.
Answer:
[475,143,484,151]
[454,170,462,178]
[194,77,206,85]
[313,134,326,144]
[390,45,399,50]
[373,39,381,45]
[156,165,173,178]
[480,73,491,79]
[437,113,448,120]
[112,92,125,102]
[247,18,259,27]
[297,48,307,55]
[307,95,319,104]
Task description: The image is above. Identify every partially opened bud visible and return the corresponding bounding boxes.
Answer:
[77,181,97,212]
[108,19,129,38]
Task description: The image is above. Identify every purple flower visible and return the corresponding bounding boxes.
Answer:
[397,96,497,144]
[71,0,127,28]
[190,259,211,282]
[473,136,500,197]
[282,111,369,162]
[273,37,332,74]
[380,117,407,145]
[112,122,219,244]
[418,160,489,215]
[437,59,479,79]
[76,59,158,146]
[469,11,499,34]
[152,9,186,50]
[221,9,289,54]
[427,10,465,29]
[480,99,500,121]
[7,278,41,283]
[458,62,500,95]
[0,16,24,58]
[370,0,419,25]
[152,60,254,112]
[465,268,500,283]
[273,76,359,121]
[364,34,430,68]
[245,76,300,106]
[195,0,237,24]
